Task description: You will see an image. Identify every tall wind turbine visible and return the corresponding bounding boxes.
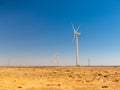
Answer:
[72,24,80,66]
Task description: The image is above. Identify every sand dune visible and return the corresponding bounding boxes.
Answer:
[0,66,120,90]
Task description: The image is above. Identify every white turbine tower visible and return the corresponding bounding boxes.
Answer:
[72,24,80,66]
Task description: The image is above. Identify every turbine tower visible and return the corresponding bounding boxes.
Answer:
[72,24,80,66]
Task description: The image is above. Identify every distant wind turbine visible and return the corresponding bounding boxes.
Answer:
[72,24,80,66]
[88,57,90,66]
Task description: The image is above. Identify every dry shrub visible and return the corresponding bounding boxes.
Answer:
[98,73,102,76]
[65,70,70,72]
[112,79,119,82]
[101,86,108,88]
[18,86,22,88]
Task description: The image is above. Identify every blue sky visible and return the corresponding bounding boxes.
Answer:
[0,0,120,66]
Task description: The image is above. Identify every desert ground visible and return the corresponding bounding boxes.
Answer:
[0,66,120,90]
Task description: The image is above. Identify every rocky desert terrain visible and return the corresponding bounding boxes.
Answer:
[0,66,120,90]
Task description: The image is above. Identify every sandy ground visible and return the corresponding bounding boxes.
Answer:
[0,66,120,90]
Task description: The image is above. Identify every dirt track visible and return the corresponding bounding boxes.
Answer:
[0,66,120,90]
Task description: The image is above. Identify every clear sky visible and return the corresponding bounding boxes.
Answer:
[0,0,120,66]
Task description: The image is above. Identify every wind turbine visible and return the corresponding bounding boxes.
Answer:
[72,24,80,66]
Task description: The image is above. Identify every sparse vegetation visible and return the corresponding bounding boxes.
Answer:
[0,66,120,90]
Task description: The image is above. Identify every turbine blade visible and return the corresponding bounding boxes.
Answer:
[77,25,80,31]
[72,35,75,43]
[72,24,76,32]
